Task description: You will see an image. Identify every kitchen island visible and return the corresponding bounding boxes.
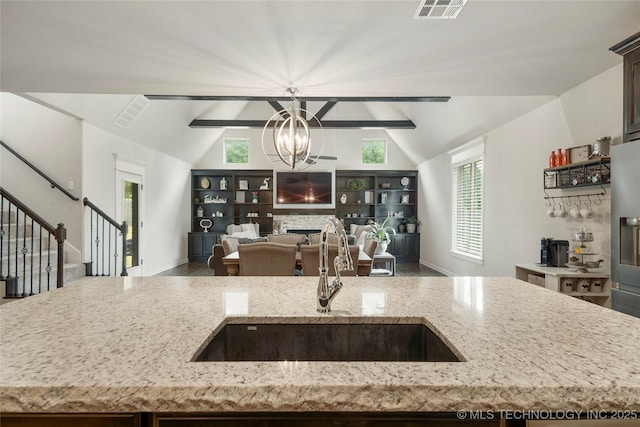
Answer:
[1,275,639,426]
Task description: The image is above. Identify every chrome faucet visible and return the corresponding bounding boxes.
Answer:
[316,217,354,313]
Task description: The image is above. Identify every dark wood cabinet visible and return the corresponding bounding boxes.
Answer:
[389,232,420,262]
[188,232,220,262]
[153,412,500,426]
[0,414,140,427]
[611,31,640,143]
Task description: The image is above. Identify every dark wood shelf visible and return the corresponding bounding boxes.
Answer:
[189,169,419,262]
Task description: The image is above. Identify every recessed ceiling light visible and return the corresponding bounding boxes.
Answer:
[414,0,468,19]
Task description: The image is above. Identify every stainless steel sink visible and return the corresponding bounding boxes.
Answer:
[194,319,463,362]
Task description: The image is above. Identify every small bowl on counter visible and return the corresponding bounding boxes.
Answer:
[584,259,604,269]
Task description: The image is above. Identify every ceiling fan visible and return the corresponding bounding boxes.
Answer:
[264,153,337,166]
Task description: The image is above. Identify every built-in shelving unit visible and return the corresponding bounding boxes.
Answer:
[189,170,273,261]
[336,170,419,262]
[189,169,420,262]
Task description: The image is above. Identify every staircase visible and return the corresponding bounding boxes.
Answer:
[1,142,126,300]
[1,207,84,304]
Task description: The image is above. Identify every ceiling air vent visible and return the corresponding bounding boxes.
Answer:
[112,95,150,129]
[414,0,468,19]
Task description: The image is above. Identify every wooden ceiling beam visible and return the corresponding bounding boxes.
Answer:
[189,119,416,129]
[147,95,449,102]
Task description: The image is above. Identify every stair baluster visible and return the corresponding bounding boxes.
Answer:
[83,198,128,277]
[1,187,66,299]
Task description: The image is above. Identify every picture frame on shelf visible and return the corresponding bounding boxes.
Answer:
[238,179,249,190]
[569,145,591,163]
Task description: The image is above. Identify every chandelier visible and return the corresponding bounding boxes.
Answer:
[262,88,323,170]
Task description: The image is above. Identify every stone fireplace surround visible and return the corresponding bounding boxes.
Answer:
[273,214,335,234]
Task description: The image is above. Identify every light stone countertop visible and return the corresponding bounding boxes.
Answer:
[1,275,639,413]
[515,263,610,278]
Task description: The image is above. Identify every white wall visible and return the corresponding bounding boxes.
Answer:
[195,127,415,171]
[83,124,192,276]
[2,93,194,275]
[0,93,83,261]
[419,64,622,276]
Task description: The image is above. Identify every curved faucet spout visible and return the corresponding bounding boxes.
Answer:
[317,217,354,313]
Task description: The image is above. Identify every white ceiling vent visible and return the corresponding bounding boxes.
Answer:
[112,95,150,129]
[414,0,468,19]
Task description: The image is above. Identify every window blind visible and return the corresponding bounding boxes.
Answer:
[452,157,484,260]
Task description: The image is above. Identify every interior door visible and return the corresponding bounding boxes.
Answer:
[116,171,144,276]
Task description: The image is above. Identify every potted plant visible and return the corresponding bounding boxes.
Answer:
[366,217,396,254]
[406,216,420,233]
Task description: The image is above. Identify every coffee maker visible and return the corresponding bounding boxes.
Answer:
[540,238,569,267]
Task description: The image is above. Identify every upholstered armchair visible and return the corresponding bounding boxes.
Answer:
[238,242,297,276]
[207,244,228,276]
[300,244,359,276]
[308,232,338,245]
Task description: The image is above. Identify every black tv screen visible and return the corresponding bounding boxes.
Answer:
[275,171,334,208]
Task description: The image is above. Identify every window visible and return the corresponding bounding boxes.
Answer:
[224,139,249,164]
[450,138,484,263]
[361,139,386,164]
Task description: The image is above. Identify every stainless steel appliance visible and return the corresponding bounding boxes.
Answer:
[611,141,640,318]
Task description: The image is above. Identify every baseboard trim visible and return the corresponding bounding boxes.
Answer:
[419,259,454,277]
[145,258,189,276]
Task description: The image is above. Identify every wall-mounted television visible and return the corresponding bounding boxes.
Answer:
[274,171,335,209]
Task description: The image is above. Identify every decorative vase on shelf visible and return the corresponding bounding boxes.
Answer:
[406,223,416,233]
[196,206,204,217]
[220,177,227,190]
[252,192,259,203]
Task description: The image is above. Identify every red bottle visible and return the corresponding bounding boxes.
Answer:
[561,149,569,165]
[549,151,557,168]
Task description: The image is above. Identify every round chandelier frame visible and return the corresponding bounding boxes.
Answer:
[261,88,324,171]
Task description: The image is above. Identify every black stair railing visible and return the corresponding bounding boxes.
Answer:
[83,198,128,277]
[1,140,80,201]
[1,187,67,297]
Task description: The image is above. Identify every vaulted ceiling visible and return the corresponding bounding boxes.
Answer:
[2,1,639,165]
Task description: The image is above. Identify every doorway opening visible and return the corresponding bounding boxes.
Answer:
[124,180,139,270]
[116,168,144,276]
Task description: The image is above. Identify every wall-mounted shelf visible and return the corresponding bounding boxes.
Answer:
[543,156,610,190]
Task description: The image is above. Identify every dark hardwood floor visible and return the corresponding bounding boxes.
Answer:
[156,261,444,277]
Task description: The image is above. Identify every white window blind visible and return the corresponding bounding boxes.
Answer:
[450,139,484,262]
